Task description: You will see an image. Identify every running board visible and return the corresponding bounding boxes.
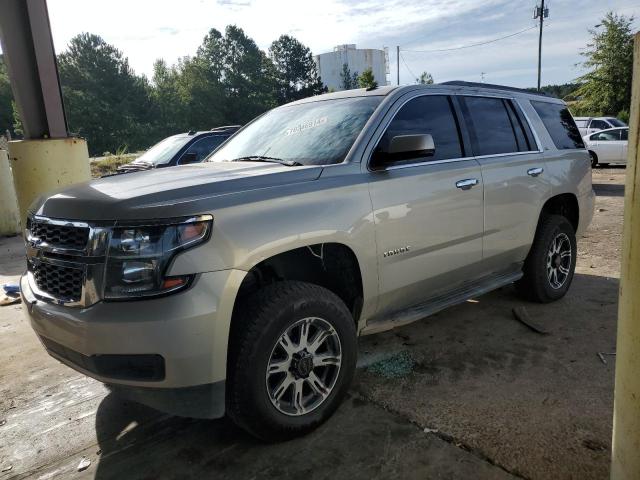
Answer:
[361,270,523,335]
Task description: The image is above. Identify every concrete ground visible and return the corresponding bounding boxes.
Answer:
[0,168,624,479]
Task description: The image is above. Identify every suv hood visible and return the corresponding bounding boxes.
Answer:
[31,161,323,221]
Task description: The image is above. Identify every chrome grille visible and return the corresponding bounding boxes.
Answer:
[30,261,84,302]
[29,220,89,250]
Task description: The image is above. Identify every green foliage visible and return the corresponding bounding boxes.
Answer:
[90,153,139,178]
[2,28,326,154]
[12,101,23,136]
[58,33,155,156]
[417,71,434,85]
[575,12,634,117]
[357,68,378,89]
[340,63,359,90]
[269,35,326,103]
[0,55,15,136]
[525,83,581,100]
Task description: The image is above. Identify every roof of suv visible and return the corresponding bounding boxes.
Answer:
[287,81,562,107]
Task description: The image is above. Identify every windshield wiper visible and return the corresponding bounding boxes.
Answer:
[230,156,302,167]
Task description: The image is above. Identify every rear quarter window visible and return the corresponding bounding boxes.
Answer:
[532,101,585,150]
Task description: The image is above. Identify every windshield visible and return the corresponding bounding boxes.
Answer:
[133,135,190,166]
[608,118,627,127]
[208,96,382,166]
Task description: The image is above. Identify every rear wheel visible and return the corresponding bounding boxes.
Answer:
[589,151,598,168]
[516,215,577,303]
[226,281,357,441]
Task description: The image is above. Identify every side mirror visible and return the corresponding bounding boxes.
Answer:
[180,152,198,165]
[388,134,435,156]
[371,134,435,169]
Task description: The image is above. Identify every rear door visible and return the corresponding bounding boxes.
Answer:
[366,94,484,315]
[458,95,551,271]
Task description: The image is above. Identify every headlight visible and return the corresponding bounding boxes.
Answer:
[104,215,212,299]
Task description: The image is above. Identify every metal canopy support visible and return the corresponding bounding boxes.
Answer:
[0,0,67,139]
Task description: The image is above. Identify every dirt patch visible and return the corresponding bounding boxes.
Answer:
[357,167,625,480]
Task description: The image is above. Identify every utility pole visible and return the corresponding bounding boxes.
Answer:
[534,0,549,91]
[480,72,486,83]
[611,31,640,480]
[397,45,400,85]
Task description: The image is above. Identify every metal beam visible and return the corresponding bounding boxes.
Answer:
[0,0,67,139]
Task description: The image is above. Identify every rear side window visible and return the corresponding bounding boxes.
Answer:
[372,95,463,166]
[575,119,588,128]
[609,118,627,127]
[531,101,585,150]
[621,129,629,141]
[461,96,530,156]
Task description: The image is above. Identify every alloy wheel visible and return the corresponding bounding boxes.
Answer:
[266,317,342,416]
[546,232,572,289]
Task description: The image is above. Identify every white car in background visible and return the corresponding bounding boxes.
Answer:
[574,116,627,137]
[583,126,629,168]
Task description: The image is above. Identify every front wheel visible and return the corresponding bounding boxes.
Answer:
[589,151,598,168]
[516,215,577,303]
[226,281,357,441]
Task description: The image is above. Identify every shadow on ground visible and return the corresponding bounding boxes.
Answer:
[593,183,624,197]
[84,272,617,480]
[91,391,514,480]
[357,273,618,480]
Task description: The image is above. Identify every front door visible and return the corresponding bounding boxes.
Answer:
[367,94,484,316]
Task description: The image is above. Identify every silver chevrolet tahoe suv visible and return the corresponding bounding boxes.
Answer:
[21,82,595,440]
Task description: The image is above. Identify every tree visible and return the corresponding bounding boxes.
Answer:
[195,26,277,124]
[150,59,188,138]
[339,63,359,90]
[58,33,154,155]
[0,55,14,136]
[417,71,434,85]
[575,12,634,117]
[269,35,325,104]
[357,68,378,89]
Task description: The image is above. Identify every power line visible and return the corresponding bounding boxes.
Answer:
[401,24,538,54]
[399,52,418,82]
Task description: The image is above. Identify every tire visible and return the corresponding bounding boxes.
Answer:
[589,151,598,168]
[516,214,577,303]
[226,281,357,441]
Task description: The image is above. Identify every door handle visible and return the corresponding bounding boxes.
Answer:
[455,178,479,190]
[527,167,544,177]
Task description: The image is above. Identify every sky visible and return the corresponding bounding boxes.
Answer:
[40,0,640,88]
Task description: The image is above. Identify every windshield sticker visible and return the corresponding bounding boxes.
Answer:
[285,116,328,136]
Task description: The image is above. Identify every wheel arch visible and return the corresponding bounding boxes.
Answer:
[232,242,365,326]
[538,192,580,234]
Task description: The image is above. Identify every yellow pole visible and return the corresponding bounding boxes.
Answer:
[0,149,20,235]
[611,31,640,480]
[8,137,90,227]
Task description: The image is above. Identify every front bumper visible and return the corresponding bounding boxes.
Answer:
[21,269,246,418]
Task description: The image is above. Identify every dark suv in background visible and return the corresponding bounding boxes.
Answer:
[117,125,241,173]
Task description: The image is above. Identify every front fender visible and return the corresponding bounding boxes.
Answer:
[168,170,379,321]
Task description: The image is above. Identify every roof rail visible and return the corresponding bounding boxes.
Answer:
[440,81,550,98]
[210,125,242,132]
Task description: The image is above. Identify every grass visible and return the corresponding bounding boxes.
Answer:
[90,154,138,178]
